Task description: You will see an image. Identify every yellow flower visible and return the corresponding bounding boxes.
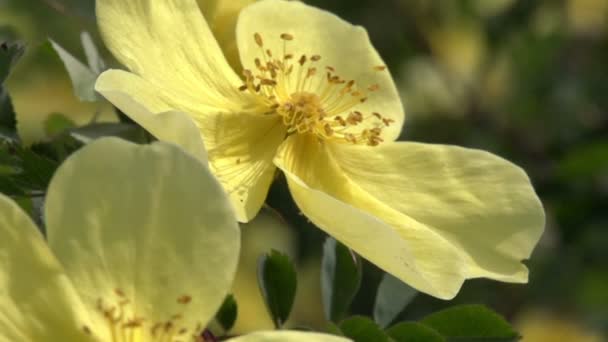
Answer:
[0,136,348,342]
[94,0,545,299]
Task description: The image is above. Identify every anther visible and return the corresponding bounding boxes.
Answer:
[374,65,387,71]
[298,55,307,66]
[280,33,294,41]
[254,33,263,47]
[311,55,322,62]
[177,295,192,304]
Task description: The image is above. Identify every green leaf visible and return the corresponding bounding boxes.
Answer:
[338,316,390,342]
[215,294,238,332]
[0,87,17,141]
[49,39,101,102]
[321,237,362,322]
[44,113,76,137]
[257,250,297,328]
[0,41,25,84]
[80,32,105,74]
[69,122,149,144]
[421,305,519,342]
[373,273,418,328]
[386,322,446,342]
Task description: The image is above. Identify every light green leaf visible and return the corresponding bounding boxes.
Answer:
[373,273,418,328]
[49,40,101,102]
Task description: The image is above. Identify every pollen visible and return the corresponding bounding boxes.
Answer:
[240,32,394,146]
[95,288,204,342]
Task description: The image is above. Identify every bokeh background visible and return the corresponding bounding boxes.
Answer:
[1,0,607,341]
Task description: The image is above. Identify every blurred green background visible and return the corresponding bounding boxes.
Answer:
[1,0,607,341]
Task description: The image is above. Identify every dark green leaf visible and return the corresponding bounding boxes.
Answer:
[321,237,362,322]
[0,87,17,141]
[257,250,297,328]
[0,41,25,84]
[215,295,238,332]
[421,305,519,342]
[44,113,76,136]
[386,322,446,342]
[338,316,390,342]
[373,273,418,328]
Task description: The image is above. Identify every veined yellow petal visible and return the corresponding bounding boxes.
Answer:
[229,331,352,342]
[45,138,240,338]
[0,195,96,341]
[96,70,286,222]
[96,0,246,110]
[236,0,404,141]
[197,0,257,73]
[329,142,545,283]
[274,136,468,299]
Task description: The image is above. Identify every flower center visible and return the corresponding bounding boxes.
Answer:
[239,33,394,146]
[82,288,204,342]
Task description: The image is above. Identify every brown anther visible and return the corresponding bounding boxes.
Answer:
[324,124,334,136]
[164,321,174,332]
[306,68,317,77]
[177,295,192,304]
[360,97,368,103]
[178,328,188,335]
[334,116,347,126]
[254,33,263,47]
[347,111,363,125]
[311,55,321,62]
[284,53,294,60]
[351,91,362,97]
[114,288,125,297]
[255,58,262,69]
[326,66,336,72]
[266,49,273,57]
[261,79,277,86]
[374,65,387,71]
[382,118,395,126]
[372,112,382,119]
[368,84,380,91]
[345,133,357,143]
[238,85,248,91]
[299,55,307,66]
[280,33,294,41]
[83,326,92,335]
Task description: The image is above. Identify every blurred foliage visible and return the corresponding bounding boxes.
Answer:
[1,0,607,340]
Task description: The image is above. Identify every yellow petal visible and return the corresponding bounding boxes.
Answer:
[329,142,545,283]
[0,195,96,341]
[197,0,256,73]
[96,0,247,111]
[44,138,240,337]
[96,70,286,222]
[229,331,352,342]
[236,0,404,141]
[274,136,468,299]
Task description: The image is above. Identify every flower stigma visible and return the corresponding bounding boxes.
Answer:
[83,288,206,342]
[240,33,395,146]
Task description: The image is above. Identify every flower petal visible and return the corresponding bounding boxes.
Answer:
[45,138,240,337]
[329,142,545,282]
[274,136,468,299]
[197,0,256,73]
[229,331,351,342]
[236,0,404,141]
[96,0,245,109]
[96,70,287,221]
[0,195,96,341]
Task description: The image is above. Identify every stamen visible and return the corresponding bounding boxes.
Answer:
[240,33,393,146]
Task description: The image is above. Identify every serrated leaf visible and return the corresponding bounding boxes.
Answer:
[50,39,101,102]
[386,322,446,342]
[0,41,25,84]
[81,32,105,74]
[215,294,237,332]
[338,316,390,342]
[321,237,362,322]
[257,250,297,328]
[421,305,519,342]
[373,273,418,328]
